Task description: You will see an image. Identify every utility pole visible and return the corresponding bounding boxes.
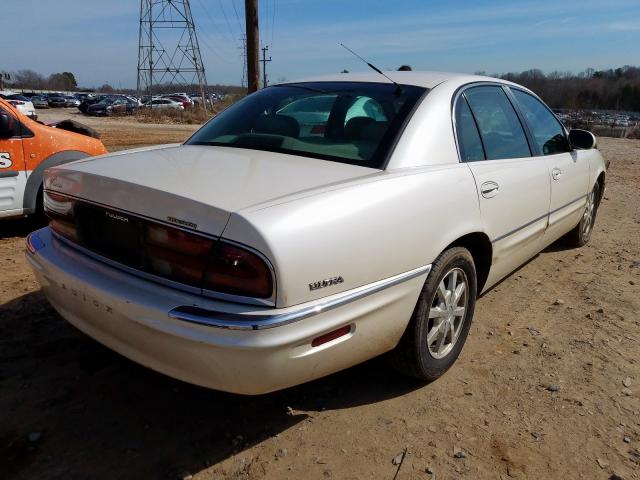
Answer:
[261,45,272,88]
[245,0,260,93]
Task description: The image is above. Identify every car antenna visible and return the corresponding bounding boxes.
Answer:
[340,43,403,94]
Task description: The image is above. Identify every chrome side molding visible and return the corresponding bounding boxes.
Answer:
[168,264,431,330]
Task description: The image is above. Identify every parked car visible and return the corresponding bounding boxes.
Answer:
[26,72,606,394]
[0,94,38,120]
[86,97,136,116]
[64,95,81,107]
[75,93,94,102]
[78,95,108,113]
[162,94,193,108]
[0,97,107,219]
[143,98,184,110]
[48,95,68,108]
[30,95,49,109]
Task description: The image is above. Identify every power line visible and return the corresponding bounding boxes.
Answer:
[269,0,276,50]
[194,0,235,45]
[218,0,240,40]
[231,0,244,36]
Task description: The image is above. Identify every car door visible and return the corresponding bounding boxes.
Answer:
[0,105,27,216]
[509,88,591,244]
[455,85,551,288]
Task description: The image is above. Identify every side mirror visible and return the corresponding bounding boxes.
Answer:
[0,113,13,139]
[569,129,597,150]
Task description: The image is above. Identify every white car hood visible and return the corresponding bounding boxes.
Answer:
[46,145,378,236]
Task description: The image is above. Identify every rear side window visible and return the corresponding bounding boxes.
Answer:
[510,89,571,155]
[454,96,485,162]
[464,86,531,160]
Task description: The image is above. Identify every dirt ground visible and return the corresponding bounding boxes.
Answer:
[0,120,639,480]
[37,108,201,150]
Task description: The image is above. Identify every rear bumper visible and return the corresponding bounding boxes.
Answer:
[26,228,427,394]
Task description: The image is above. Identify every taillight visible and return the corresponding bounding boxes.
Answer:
[43,193,274,300]
[203,243,273,299]
[144,223,273,299]
[44,191,78,242]
[144,223,215,286]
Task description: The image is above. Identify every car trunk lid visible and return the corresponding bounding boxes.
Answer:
[45,144,378,237]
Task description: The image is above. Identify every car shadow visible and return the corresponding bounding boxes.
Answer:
[0,216,44,240]
[0,291,423,479]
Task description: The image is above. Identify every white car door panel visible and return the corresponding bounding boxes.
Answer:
[457,85,551,291]
[467,157,550,288]
[544,150,590,244]
[508,88,591,245]
[0,106,26,215]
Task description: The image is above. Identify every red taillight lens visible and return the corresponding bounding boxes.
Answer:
[144,223,215,286]
[44,191,78,242]
[143,224,273,299]
[42,194,274,300]
[203,243,273,299]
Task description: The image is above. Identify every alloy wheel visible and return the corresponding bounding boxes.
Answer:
[426,267,469,359]
[582,188,597,237]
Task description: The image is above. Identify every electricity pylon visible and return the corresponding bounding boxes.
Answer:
[137,0,208,107]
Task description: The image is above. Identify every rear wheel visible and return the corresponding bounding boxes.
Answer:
[565,182,600,247]
[391,247,477,381]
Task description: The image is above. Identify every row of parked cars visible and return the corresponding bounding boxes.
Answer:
[0,90,226,118]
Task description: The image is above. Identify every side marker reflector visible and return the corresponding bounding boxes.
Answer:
[26,233,45,254]
[311,325,352,347]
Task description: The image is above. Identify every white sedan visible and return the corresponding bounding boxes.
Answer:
[142,98,184,110]
[26,72,606,394]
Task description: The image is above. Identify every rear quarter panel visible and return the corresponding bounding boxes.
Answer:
[224,164,482,307]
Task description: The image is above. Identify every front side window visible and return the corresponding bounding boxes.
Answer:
[464,86,531,160]
[187,82,426,168]
[454,96,485,162]
[510,89,571,155]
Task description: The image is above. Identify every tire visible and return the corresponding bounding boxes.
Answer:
[391,246,477,381]
[564,182,600,247]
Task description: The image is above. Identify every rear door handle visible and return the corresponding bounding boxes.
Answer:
[552,168,562,180]
[480,181,499,198]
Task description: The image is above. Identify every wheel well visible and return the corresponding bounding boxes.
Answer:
[596,172,605,204]
[445,232,492,294]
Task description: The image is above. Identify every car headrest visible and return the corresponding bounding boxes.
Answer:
[344,117,375,140]
[254,114,300,137]
[361,121,389,142]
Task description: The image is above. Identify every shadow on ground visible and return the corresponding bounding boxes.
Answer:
[0,217,42,240]
[0,291,423,479]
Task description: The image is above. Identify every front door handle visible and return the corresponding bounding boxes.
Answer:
[480,181,499,198]
[552,168,562,180]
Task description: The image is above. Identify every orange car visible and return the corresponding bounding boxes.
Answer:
[0,98,107,219]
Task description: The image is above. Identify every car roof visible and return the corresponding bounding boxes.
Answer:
[282,70,521,91]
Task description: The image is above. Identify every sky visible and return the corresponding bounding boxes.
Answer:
[3,0,640,89]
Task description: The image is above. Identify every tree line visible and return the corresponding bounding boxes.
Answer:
[1,68,246,96]
[493,65,640,112]
[4,66,640,112]
[1,69,78,92]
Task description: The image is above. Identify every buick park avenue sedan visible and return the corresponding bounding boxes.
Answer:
[26,72,606,394]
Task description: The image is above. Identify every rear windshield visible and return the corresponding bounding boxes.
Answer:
[187,82,426,168]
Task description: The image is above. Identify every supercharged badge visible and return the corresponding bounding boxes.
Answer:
[309,276,344,291]
[167,216,198,230]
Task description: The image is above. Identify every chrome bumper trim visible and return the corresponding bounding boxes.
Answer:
[168,264,431,330]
